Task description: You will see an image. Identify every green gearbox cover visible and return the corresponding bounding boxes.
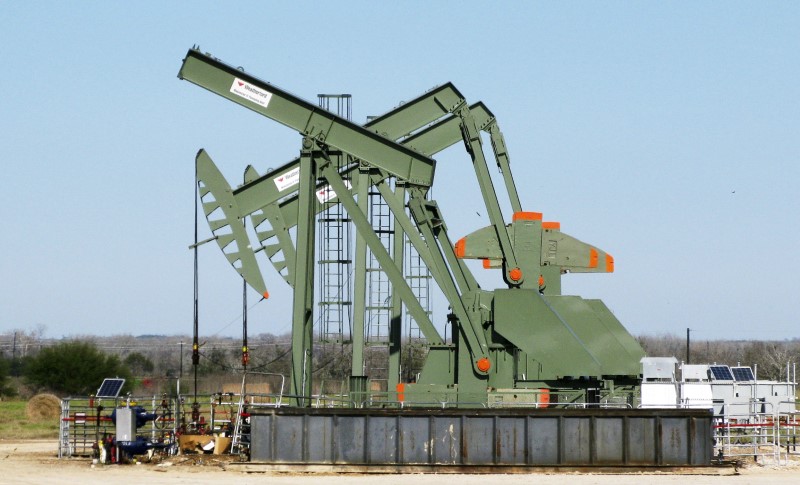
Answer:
[493,289,642,379]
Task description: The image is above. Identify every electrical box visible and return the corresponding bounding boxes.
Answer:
[115,407,137,442]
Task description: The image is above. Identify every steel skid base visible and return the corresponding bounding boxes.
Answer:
[247,407,713,469]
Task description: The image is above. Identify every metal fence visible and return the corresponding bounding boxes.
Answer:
[713,400,799,465]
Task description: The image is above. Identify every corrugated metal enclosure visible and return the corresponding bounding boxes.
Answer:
[249,407,713,468]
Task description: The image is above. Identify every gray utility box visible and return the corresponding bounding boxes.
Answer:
[115,407,137,442]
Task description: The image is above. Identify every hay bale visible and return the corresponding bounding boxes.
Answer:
[26,393,61,421]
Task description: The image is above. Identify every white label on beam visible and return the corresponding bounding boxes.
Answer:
[273,166,300,192]
[230,77,273,108]
[316,180,352,203]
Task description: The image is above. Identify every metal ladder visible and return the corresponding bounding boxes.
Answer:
[317,183,353,343]
[231,372,285,455]
[231,381,249,456]
[365,185,393,345]
[317,94,353,345]
[58,399,71,458]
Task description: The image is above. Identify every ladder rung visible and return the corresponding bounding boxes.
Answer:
[319,218,352,222]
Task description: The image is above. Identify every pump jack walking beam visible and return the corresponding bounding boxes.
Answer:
[179,49,440,187]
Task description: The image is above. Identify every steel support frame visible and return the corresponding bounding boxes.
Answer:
[456,105,520,284]
[350,167,370,378]
[388,184,406,392]
[318,160,443,346]
[290,139,316,406]
[371,178,489,376]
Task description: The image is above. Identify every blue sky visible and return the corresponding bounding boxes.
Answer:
[1,2,798,341]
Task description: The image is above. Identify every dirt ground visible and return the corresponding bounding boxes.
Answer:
[1,439,798,485]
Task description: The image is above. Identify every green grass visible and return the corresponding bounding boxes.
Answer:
[0,400,60,439]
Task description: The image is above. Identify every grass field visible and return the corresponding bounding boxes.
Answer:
[0,400,60,439]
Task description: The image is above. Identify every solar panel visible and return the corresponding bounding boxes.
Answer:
[709,365,733,381]
[96,378,126,398]
[731,366,755,382]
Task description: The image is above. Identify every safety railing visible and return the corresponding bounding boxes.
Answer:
[713,399,799,465]
[302,387,640,410]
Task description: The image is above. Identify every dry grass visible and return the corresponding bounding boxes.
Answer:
[0,398,60,439]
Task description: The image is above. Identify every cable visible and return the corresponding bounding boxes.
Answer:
[192,165,200,404]
[242,184,249,371]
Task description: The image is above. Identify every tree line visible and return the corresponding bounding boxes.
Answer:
[1,329,797,398]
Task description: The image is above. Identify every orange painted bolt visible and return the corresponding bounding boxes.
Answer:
[509,268,522,282]
[476,357,491,373]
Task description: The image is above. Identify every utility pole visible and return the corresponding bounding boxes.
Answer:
[12,332,17,376]
[686,328,691,364]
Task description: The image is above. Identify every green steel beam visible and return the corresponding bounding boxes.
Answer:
[372,174,480,302]
[456,105,520,285]
[179,49,436,186]
[485,120,523,214]
[368,177,483,382]
[370,178,445,288]
[405,192,489,373]
[402,102,493,156]
[373,177,488,374]
[231,102,492,217]
[290,140,316,406]
[350,169,370,377]
[405,188,479,294]
[364,83,465,139]
[389,185,406,390]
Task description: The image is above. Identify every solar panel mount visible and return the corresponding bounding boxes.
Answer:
[96,378,126,398]
[731,366,755,382]
[709,365,734,381]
